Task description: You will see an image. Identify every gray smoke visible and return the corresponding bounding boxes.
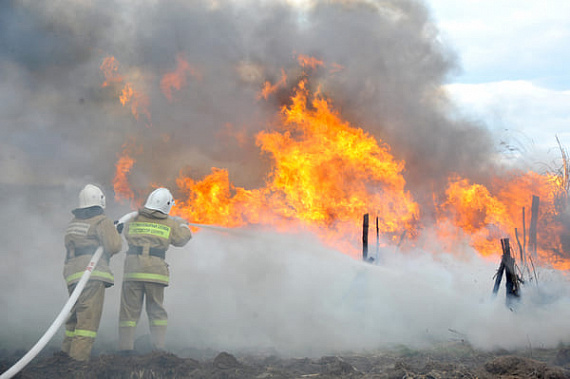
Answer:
[0,0,497,192]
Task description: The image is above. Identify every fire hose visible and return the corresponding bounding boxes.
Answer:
[116,211,235,233]
[0,246,104,379]
[0,215,234,378]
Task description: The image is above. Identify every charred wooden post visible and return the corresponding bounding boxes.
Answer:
[528,195,540,260]
[362,213,369,261]
[502,238,520,300]
[522,207,526,259]
[492,258,505,295]
[515,228,524,266]
[518,206,536,283]
[493,238,520,304]
[375,217,380,262]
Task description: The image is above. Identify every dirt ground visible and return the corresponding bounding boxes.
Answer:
[2,342,570,379]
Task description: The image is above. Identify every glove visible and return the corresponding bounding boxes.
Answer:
[114,220,124,234]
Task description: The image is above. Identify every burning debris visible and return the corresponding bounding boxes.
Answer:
[492,238,522,305]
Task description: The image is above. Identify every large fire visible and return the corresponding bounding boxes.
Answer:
[104,55,570,269]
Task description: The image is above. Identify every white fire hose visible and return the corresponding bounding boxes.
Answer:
[0,246,104,379]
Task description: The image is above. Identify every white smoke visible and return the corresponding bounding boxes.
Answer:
[160,228,570,357]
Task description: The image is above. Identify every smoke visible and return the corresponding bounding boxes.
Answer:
[112,229,570,357]
[0,0,498,191]
[4,0,568,360]
[156,229,570,356]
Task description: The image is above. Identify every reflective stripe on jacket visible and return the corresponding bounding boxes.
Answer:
[123,207,192,286]
[63,209,122,287]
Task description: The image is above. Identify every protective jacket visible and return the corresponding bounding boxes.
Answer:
[63,206,122,287]
[123,207,192,286]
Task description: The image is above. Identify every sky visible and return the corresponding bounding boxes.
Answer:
[427,0,570,167]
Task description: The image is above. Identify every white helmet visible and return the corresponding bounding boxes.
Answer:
[144,187,175,214]
[78,184,106,209]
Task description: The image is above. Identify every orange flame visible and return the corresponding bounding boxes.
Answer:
[119,83,134,106]
[100,55,151,125]
[297,54,324,69]
[100,56,123,87]
[160,54,201,101]
[329,62,345,74]
[257,80,418,235]
[170,78,419,257]
[119,82,151,122]
[113,140,140,206]
[258,69,287,100]
[436,171,569,269]
[437,176,513,257]
[495,171,568,269]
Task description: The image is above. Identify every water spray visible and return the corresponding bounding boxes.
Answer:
[187,222,235,232]
[0,247,104,379]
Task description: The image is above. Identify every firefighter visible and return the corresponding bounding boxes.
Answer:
[62,184,122,361]
[117,187,192,353]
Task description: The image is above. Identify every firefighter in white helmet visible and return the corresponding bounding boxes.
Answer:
[62,184,122,361]
[118,187,192,353]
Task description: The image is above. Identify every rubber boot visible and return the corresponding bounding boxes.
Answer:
[119,326,136,351]
[150,325,167,351]
[69,336,94,361]
[61,331,73,355]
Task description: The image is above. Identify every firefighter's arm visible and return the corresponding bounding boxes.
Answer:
[98,217,123,255]
[170,217,192,247]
